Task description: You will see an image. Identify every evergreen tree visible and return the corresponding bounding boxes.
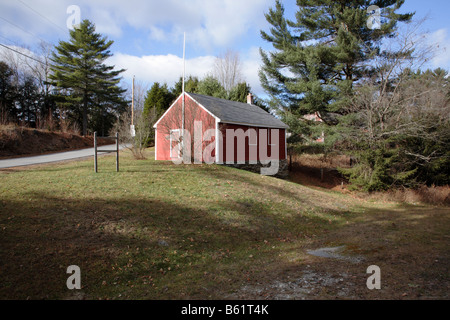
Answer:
[143,82,175,117]
[17,76,40,127]
[228,82,250,103]
[172,76,199,96]
[196,75,227,99]
[0,61,17,123]
[259,1,420,191]
[49,19,127,136]
[227,82,271,112]
[260,0,413,114]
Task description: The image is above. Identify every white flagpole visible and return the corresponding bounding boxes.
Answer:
[181,32,186,156]
[182,32,186,94]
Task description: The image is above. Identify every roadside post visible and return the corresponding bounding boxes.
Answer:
[94,132,119,173]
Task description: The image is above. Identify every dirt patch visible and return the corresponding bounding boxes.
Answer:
[288,168,348,190]
[0,125,114,158]
[307,246,364,263]
[288,153,350,190]
[227,206,450,300]
[228,267,358,300]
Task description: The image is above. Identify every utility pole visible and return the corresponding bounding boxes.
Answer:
[131,75,135,126]
[130,75,136,137]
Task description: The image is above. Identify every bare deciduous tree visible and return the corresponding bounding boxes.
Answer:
[348,19,447,147]
[112,108,157,160]
[25,41,54,128]
[124,79,148,113]
[0,43,29,87]
[213,49,243,93]
[340,18,450,189]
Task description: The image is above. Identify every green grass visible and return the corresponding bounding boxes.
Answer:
[0,149,448,299]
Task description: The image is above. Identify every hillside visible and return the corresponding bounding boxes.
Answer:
[0,125,114,159]
[0,149,448,300]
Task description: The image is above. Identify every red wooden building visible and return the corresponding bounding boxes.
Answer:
[153,92,288,173]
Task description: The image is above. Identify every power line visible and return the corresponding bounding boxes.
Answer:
[0,43,57,86]
[16,0,67,35]
[0,43,61,93]
[0,33,59,67]
[0,43,47,66]
[0,15,51,45]
[0,34,22,47]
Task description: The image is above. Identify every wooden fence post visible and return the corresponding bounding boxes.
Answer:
[116,132,119,172]
[94,132,119,173]
[94,131,98,173]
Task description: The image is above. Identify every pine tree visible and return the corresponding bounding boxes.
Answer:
[49,19,127,136]
[259,0,413,115]
[228,82,250,103]
[0,61,17,123]
[196,76,227,99]
[172,76,199,97]
[143,82,175,117]
[17,76,40,127]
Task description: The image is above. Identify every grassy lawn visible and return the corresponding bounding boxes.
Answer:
[0,149,448,299]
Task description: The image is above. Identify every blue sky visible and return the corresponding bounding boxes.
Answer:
[0,0,449,97]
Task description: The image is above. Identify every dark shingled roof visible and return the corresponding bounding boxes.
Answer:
[188,92,288,129]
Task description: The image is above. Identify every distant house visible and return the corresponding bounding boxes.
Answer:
[303,111,340,143]
[303,112,325,143]
[153,92,288,171]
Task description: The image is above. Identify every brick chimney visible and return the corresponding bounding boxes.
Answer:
[247,93,253,105]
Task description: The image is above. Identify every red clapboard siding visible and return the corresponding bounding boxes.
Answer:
[155,93,287,163]
[219,123,286,164]
[155,94,217,161]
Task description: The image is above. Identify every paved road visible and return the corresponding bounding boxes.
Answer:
[0,144,127,169]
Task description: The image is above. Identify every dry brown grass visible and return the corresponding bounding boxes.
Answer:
[1,150,448,300]
[289,153,351,170]
[0,123,22,138]
[366,185,450,206]
[0,125,114,158]
[289,153,450,206]
[0,123,17,131]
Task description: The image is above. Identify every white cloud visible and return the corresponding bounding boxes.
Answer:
[0,44,45,79]
[109,46,266,96]
[428,28,450,69]
[241,46,264,96]
[86,0,273,49]
[149,26,168,42]
[0,0,69,43]
[0,0,273,51]
[0,0,271,96]
[108,53,216,88]
[88,9,123,38]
